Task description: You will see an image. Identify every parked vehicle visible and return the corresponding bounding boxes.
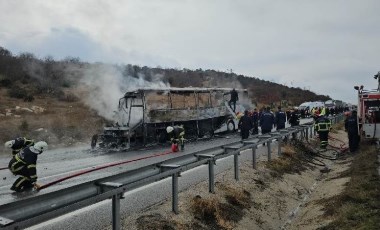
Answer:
[355,75,380,140]
[91,87,249,149]
[298,101,325,110]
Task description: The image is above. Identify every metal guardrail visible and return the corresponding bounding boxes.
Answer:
[0,115,343,230]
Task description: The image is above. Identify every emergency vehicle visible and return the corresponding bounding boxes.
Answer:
[355,73,380,140]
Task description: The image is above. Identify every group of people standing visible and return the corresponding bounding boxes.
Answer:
[237,105,360,153]
[238,106,300,140]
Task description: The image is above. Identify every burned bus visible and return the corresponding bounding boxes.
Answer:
[91,87,249,149]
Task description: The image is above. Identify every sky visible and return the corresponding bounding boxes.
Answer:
[1,0,379,105]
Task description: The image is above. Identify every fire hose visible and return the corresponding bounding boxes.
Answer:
[37,150,175,191]
[328,135,349,153]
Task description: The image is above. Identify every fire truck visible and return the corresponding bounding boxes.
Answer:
[355,72,380,140]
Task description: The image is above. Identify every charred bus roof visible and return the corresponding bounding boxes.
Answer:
[122,87,248,97]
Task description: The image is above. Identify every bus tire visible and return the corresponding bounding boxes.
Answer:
[158,131,167,143]
[91,134,98,149]
[227,120,235,133]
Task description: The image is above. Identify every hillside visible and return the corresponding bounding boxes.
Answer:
[0,88,104,154]
[0,46,331,153]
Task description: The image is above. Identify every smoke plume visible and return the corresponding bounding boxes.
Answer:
[74,64,170,121]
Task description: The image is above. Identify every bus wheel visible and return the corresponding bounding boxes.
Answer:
[91,134,98,149]
[158,131,167,143]
[227,120,235,133]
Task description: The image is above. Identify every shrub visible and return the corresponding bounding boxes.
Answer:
[24,95,35,102]
[0,78,12,87]
[8,86,28,99]
[19,120,29,131]
[58,92,79,102]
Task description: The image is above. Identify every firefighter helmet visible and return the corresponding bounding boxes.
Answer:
[166,126,174,133]
[34,141,48,153]
[4,140,13,148]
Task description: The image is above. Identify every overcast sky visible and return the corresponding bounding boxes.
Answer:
[1,0,379,104]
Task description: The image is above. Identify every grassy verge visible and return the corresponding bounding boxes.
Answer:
[266,142,318,178]
[319,143,380,230]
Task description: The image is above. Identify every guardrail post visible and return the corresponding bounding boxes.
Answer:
[267,141,271,161]
[160,164,181,214]
[310,125,313,138]
[234,154,239,181]
[277,136,282,156]
[208,160,215,193]
[252,146,257,169]
[172,172,179,214]
[196,154,216,193]
[112,194,121,230]
[98,182,124,230]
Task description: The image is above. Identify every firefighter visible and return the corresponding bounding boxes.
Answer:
[8,141,48,192]
[345,110,359,153]
[275,106,287,130]
[4,137,34,156]
[314,114,332,149]
[238,110,253,140]
[166,126,185,151]
[260,107,275,134]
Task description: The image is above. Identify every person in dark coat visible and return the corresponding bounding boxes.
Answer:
[275,106,287,130]
[260,107,275,134]
[224,88,239,112]
[251,108,259,135]
[345,110,360,152]
[238,110,253,140]
[288,109,300,140]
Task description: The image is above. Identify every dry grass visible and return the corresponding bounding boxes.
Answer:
[266,143,310,177]
[189,185,252,230]
[330,121,345,134]
[318,144,380,230]
[135,213,182,230]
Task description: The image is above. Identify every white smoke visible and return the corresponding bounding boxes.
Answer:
[75,64,170,121]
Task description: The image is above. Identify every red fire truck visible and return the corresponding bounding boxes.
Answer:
[355,72,380,140]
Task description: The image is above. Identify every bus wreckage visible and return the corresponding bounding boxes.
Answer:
[91,87,249,150]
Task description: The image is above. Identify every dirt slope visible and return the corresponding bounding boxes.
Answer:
[0,88,104,155]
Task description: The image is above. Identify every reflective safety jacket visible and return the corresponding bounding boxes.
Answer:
[314,116,332,132]
[10,137,34,156]
[169,126,185,141]
[8,147,38,182]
